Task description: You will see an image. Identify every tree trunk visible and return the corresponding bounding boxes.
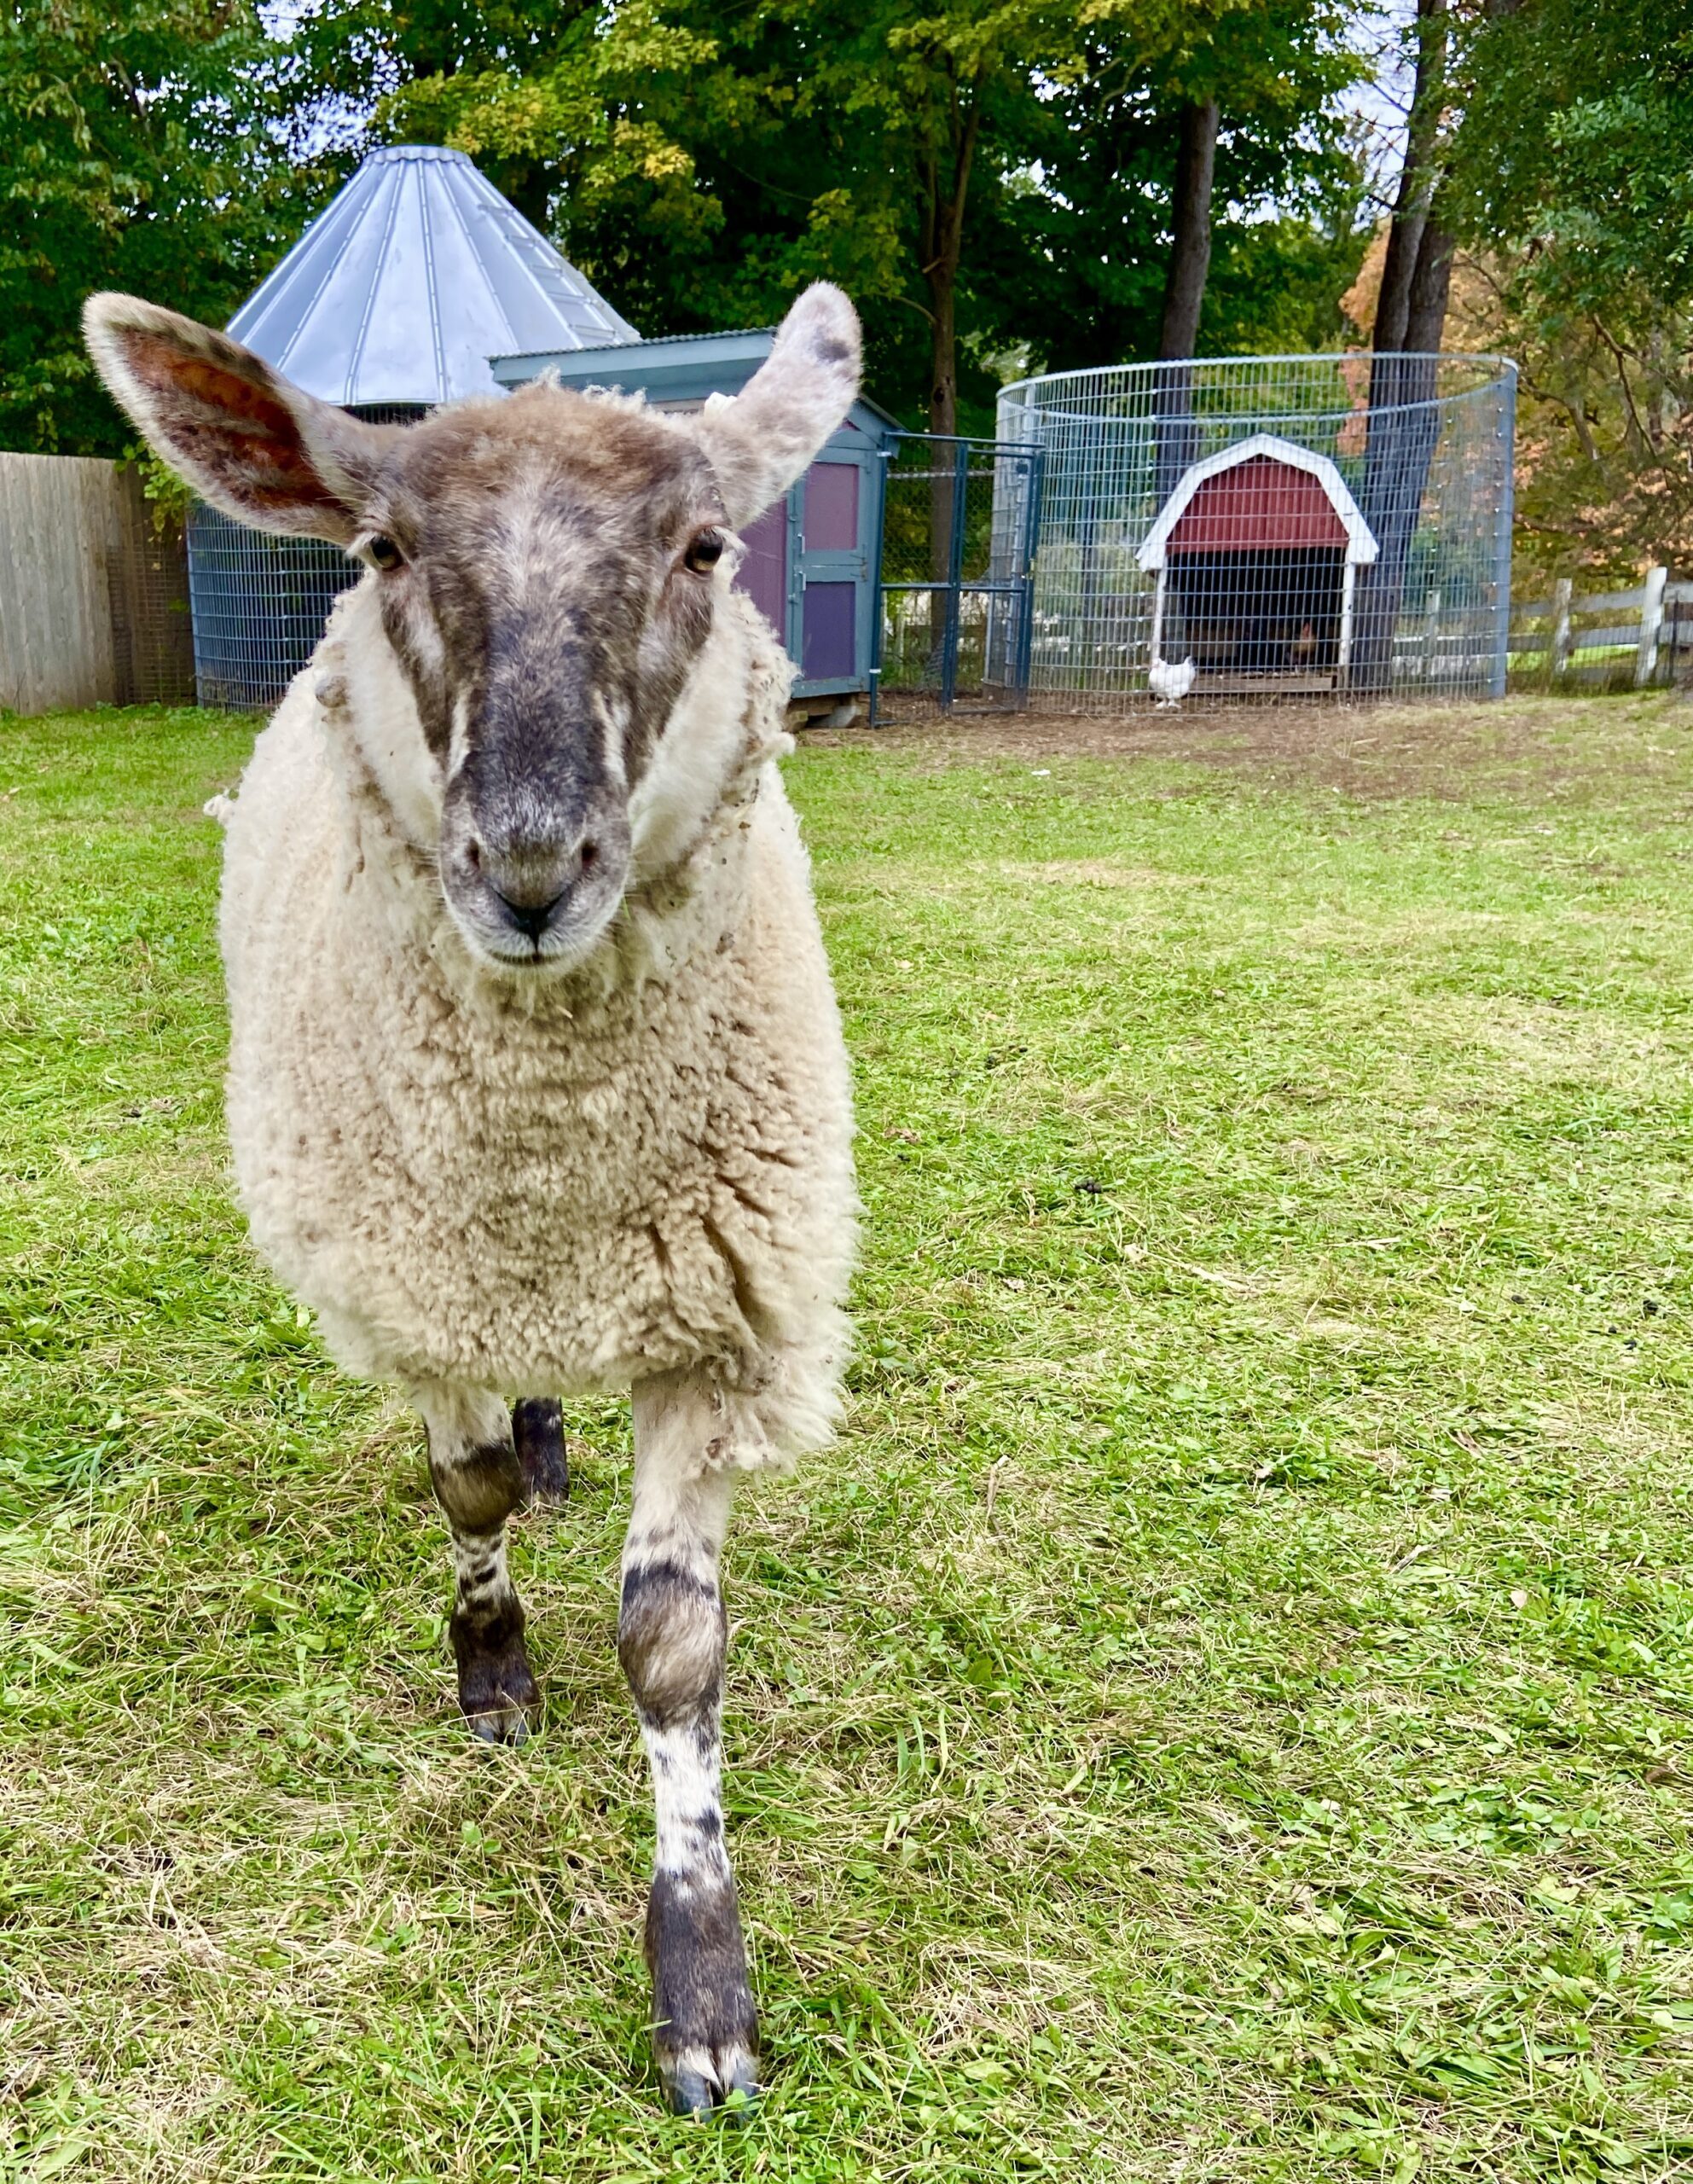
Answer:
[925,255,960,665]
[1155,100,1220,510]
[925,258,957,440]
[918,88,981,444]
[1403,218,1455,355]
[1374,0,1447,354]
[1372,206,1424,356]
[1354,0,1453,688]
[1158,101,1220,363]
[919,90,981,679]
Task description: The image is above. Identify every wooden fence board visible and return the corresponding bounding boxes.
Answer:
[1508,566,1690,689]
[0,452,192,714]
[1568,587,1648,615]
[1635,564,1668,687]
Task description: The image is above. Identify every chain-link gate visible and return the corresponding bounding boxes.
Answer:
[871,433,1043,722]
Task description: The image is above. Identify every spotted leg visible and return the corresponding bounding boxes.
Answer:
[621,1369,758,2116]
[417,1384,540,1745]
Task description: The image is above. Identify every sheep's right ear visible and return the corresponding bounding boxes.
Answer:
[83,293,391,543]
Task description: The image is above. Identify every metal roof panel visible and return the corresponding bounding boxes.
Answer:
[228,145,639,406]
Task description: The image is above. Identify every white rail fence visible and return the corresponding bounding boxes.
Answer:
[1510,567,1691,690]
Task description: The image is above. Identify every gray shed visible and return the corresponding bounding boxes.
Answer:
[191,145,640,706]
[491,328,898,711]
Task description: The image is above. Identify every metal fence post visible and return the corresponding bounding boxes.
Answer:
[868,441,896,727]
[1491,361,1516,700]
[939,439,971,709]
[1010,444,1046,708]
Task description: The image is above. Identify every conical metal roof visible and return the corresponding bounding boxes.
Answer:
[228,145,640,408]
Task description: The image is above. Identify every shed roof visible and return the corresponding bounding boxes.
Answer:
[1138,433,1377,570]
[1168,456,1347,555]
[229,145,640,408]
[490,324,902,435]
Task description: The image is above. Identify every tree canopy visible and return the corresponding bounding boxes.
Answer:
[241,0,1371,433]
[0,0,1367,449]
[0,2,320,456]
[4,0,1689,584]
[1441,0,1693,578]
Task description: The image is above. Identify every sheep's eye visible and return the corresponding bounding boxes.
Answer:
[683,529,725,575]
[368,535,404,572]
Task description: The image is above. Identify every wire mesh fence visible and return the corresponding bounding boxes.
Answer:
[873,435,1041,717]
[188,405,426,710]
[113,502,197,707]
[182,365,1516,721]
[996,353,1516,709]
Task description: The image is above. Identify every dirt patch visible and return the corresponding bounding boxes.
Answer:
[805,689,1693,803]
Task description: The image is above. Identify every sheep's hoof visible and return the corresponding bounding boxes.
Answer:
[661,2042,759,2120]
[512,1397,570,1510]
[646,1872,760,2117]
[450,1605,540,1745]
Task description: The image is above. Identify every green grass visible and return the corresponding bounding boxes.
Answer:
[3,694,1693,2181]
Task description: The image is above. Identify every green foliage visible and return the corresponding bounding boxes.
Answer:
[0,0,1371,455]
[127,448,194,533]
[0,2,326,456]
[281,0,1370,431]
[1202,206,1375,357]
[1452,0,1693,323]
[4,695,1693,2175]
[1447,0,1693,578]
[975,0,1366,380]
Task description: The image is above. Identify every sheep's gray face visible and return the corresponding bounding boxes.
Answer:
[355,392,733,967]
[82,284,862,973]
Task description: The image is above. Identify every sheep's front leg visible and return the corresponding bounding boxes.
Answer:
[622,1370,758,2116]
[417,1385,540,1744]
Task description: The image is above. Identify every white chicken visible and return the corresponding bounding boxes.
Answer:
[1149,654,1196,707]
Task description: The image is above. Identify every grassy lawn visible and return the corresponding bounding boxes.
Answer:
[3,694,1692,2182]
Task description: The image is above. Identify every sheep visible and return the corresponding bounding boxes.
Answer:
[83,282,862,2117]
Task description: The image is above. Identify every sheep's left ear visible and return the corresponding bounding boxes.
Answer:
[694,285,861,528]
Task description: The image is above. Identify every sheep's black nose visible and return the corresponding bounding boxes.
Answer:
[470,830,601,941]
[492,886,568,941]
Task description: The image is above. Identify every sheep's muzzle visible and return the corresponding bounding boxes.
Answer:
[438,758,632,969]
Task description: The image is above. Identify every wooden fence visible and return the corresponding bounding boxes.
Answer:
[1510,567,1692,690]
[0,453,194,715]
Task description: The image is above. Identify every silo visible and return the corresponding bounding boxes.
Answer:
[188,145,639,707]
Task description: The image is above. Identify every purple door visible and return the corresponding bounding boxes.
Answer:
[734,499,787,638]
[797,460,864,685]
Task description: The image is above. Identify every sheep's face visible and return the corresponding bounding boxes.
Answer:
[83,284,861,973]
[342,390,735,968]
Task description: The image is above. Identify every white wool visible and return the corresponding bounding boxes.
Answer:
[217,585,855,1471]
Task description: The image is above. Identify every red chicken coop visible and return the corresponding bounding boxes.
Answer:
[1137,433,1379,691]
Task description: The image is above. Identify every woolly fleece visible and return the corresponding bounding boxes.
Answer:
[217,582,856,1472]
